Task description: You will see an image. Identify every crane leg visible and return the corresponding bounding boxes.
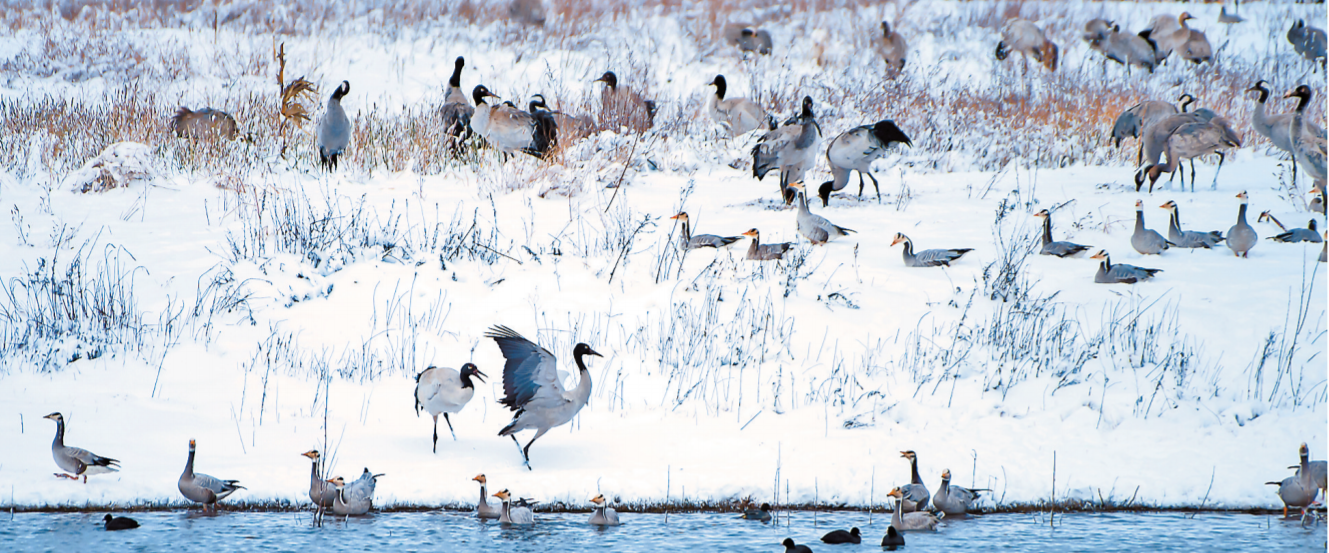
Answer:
[444,413,457,441]
[1189,159,1197,192]
[857,172,866,199]
[432,415,439,453]
[867,172,881,202]
[520,428,551,471]
[1212,152,1224,190]
[510,435,529,469]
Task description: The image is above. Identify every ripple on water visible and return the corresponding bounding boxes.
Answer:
[0,510,1323,552]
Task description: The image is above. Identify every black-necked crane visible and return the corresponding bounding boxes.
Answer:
[317,81,351,171]
[415,363,486,452]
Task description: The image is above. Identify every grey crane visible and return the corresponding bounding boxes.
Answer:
[1176,13,1212,64]
[1288,20,1327,68]
[723,23,773,55]
[170,107,239,141]
[875,21,908,71]
[1285,85,1327,186]
[1259,212,1321,243]
[588,494,621,525]
[996,19,1058,72]
[415,363,487,452]
[178,439,244,512]
[1218,6,1244,25]
[819,119,911,206]
[1160,201,1223,248]
[891,234,971,268]
[440,57,474,152]
[1084,20,1156,73]
[1091,251,1162,284]
[932,469,989,516]
[1248,81,1325,187]
[327,469,384,516]
[1111,100,1179,164]
[473,474,502,518]
[742,229,793,261]
[670,212,742,249]
[782,538,814,553]
[898,450,931,512]
[494,489,536,524]
[1033,209,1091,257]
[317,81,350,171]
[1227,191,1258,258]
[887,487,940,531]
[301,450,335,508]
[594,71,656,133]
[1132,199,1173,254]
[487,325,601,470]
[754,96,822,204]
[821,527,861,544]
[42,412,119,483]
[1140,115,1242,193]
[789,182,855,245]
[706,75,769,137]
[1139,14,1184,62]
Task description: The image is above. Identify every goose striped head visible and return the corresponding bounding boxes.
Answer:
[301,450,320,460]
[886,487,905,499]
[1160,201,1178,211]
[473,474,487,484]
[493,489,512,500]
[1135,199,1144,211]
[1089,250,1109,260]
[669,212,690,221]
[899,450,917,460]
[742,228,761,239]
[941,469,952,480]
[325,476,346,488]
[590,494,607,505]
[889,234,910,247]
[43,412,63,422]
[1033,209,1050,218]
[1236,190,1248,203]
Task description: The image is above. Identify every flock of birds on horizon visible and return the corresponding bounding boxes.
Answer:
[31,2,1329,548]
[167,8,1329,286]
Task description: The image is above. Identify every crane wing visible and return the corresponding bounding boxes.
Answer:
[486,325,565,411]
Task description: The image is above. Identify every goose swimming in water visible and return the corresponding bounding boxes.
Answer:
[588,494,621,525]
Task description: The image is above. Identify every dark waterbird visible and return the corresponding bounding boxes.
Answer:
[103,514,139,531]
[820,526,861,544]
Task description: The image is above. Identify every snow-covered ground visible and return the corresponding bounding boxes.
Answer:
[0,0,1324,512]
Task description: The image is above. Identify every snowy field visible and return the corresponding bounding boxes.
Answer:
[0,0,1325,514]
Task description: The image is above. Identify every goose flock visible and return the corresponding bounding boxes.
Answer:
[31,2,1328,545]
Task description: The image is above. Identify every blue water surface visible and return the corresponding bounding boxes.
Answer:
[1,509,1324,552]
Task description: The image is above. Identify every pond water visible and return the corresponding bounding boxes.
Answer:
[2,509,1324,552]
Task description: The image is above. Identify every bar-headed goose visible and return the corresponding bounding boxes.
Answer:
[473,474,502,518]
[42,412,119,483]
[588,494,621,525]
[898,450,930,512]
[1032,209,1090,257]
[1226,191,1258,257]
[1160,201,1223,248]
[179,439,244,512]
[932,469,989,516]
[754,96,821,204]
[1262,213,1321,243]
[493,489,536,524]
[890,234,971,268]
[886,487,939,531]
[301,450,335,508]
[706,75,768,137]
[742,229,793,261]
[788,182,855,245]
[328,468,384,516]
[670,212,742,249]
[1090,250,1161,284]
[317,80,351,171]
[1131,200,1172,254]
[820,119,910,206]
